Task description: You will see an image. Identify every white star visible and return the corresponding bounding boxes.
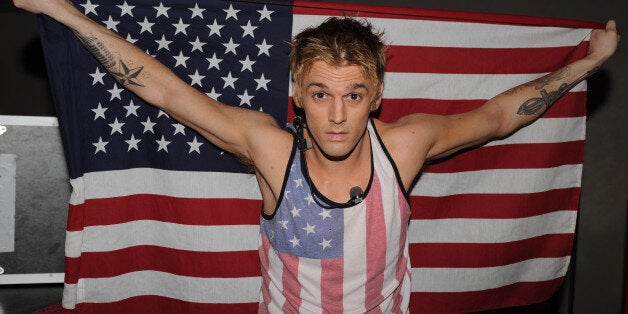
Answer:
[92,137,108,154]
[279,220,289,229]
[137,17,155,34]
[239,55,255,72]
[141,117,156,134]
[153,2,170,18]
[189,3,205,19]
[223,37,239,55]
[257,5,273,21]
[155,34,172,51]
[117,1,134,17]
[189,36,206,52]
[221,72,238,89]
[90,67,106,85]
[305,194,315,205]
[255,73,271,91]
[80,0,98,16]
[241,20,257,38]
[205,87,221,100]
[123,100,140,117]
[318,238,332,250]
[172,123,186,135]
[289,235,301,248]
[156,135,171,152]
[108,118,124,135]
[91,103,107,120]
[237,89,253,107]
[125,134,141,151]
[223,4,240,20]
[206,53,222,70]
[102,15,120,32]
[107,84,124,100]
[173,18,190,35]
[187,136,203,154]
[188,70,205,87]
[294,178,303,188]
[173,51,189,68]
[207,19,224,37]
[302,223,316,235]
[319,208,332,220]
[157,110,170,118]
[256,39,272,56]
[125,33,137,44]
[284,190,291,199]
[290,206,302,218]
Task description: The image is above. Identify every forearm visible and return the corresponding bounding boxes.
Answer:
[41,0,191,110]
[490,56,600,136]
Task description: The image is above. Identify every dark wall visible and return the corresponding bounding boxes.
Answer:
[1,1,625,313]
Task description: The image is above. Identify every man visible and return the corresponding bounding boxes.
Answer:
[13,0,619,312]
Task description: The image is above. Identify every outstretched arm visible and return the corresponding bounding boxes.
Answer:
[13,0,285,161]
[421,20,620,160]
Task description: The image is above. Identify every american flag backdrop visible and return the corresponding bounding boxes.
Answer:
[37,0,602,312]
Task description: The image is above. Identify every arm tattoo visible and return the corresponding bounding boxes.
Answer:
[72,29,145,87]
[72,29,116,69]
[516,66,601,116]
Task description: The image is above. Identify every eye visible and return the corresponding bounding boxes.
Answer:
[347,93,362,101]
[313,92,326,100]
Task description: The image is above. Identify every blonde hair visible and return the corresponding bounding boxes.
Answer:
[290,17,387,99]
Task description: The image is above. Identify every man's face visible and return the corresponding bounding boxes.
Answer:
[295,61,381,160]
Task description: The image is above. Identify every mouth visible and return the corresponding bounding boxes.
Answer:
[326,131,348,141]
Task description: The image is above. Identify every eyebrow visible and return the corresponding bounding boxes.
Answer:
[305,82,370,93]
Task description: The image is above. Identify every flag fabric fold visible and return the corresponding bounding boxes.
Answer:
[38,0,601,312]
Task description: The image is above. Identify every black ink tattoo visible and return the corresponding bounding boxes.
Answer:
[111,60,145,87]
[516,66,601,116]
[72,30,116,69]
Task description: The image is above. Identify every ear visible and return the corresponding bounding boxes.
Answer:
[292,84,303,108]
[370,84,384,112]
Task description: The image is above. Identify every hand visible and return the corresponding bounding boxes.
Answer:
[587,20,620,65]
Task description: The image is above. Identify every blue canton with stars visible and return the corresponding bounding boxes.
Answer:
[40,0,293,178]
[261,148,345,259]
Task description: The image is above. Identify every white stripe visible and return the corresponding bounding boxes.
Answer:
[0,115,59,126]
[383,73,586,100]
[411,256,570,292]
[63,283,77,309]
[412,164,582,197]
[293,15,591,48]
[76,270,260,304]
[289,72,586,100]
[343,204,368,312]
[0,273,64,284]
[65,230,83,258]
[298,259,322,313]
[80,220,259,252]
[266,248,287,312]
[408,210,576,243]
[69,168,262,204]
[485,117,585,146]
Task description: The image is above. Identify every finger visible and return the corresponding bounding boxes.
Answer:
[606,20,617,32]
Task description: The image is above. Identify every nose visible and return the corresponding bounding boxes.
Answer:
[329,98,347,124]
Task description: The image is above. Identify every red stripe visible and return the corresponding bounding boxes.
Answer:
[409,277,565,312]
[67,195,261,230]
[281,253,302,312]
[378,92,587,121]
[411,188,580,219]
[73,295,257,314]
[409,233,574,268]
[293,1,604,29]
[287,92,587,123]
[65,246,259,280]
[365,174,386,310]
[259,236,272,312]
[391,191,411,313]
[424,141,584,173]
[321,258,344,313]
[386,44,588,74]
